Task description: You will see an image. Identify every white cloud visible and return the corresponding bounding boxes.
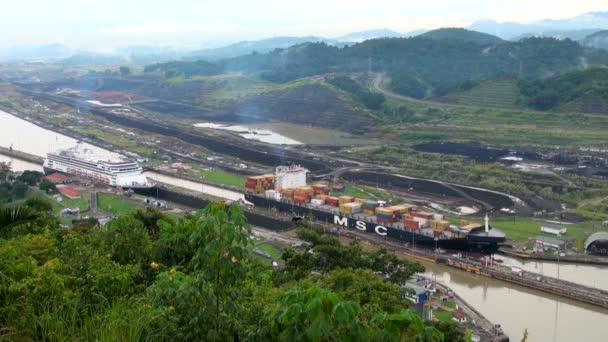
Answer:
[100,20,241,34]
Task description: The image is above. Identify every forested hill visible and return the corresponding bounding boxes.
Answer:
[145,29,608,99]
[519,67,608,112]
[418,28,504,45]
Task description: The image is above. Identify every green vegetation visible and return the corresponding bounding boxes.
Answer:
[0,191,465,341]
[419,28,504,45]
[148,33,608,100]
[327,75,386,109]
[97,193,143,216]
[486,217,600,244]
[519,67,608,111]
[445,78,522,109]
[256,242,283,260]
[199,169,246,188]
[434,310,454,323]
[145,59,222,78]
[345,146,608,221]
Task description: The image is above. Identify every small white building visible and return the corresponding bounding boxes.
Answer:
[541,224,567,236]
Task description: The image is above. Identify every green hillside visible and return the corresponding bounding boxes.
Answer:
[419,28,504,45]
[443,78,523,109]
[145,34,608,100]
[519,67,608,111]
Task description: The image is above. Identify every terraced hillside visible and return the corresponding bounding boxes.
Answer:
[437,79,522,109]
[560,94,608,114]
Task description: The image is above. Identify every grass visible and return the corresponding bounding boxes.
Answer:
[199,169,246,188]
[97,193,143,216]
[455,215,603,247]
[255,242,284,260]
[446,79,522,109]
[433,309,453,323]
[443,300,456,309]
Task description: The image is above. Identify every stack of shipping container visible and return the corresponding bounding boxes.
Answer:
[338,195,355,205]
[325,196,339,206]
[245,175,275,194]
[282,188,294,201]
[312,184,330,195]
[293,186,314,204]
[361,200,379,215]
[339,202,362,214]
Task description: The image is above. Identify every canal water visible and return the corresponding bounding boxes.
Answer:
[2,109,608,341]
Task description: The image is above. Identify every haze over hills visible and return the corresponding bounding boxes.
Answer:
[3,10,608,63]
[581,30,608,50]
[468,11,608,39]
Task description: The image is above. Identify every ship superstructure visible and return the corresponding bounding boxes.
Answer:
[43,142,152,188]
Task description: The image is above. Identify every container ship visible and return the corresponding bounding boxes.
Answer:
[244,165,506,253]
[43,141,152,188]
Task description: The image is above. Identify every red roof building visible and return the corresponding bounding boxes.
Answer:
[452,309,467,324]
[43,173,73,184]
[57,185,81,199]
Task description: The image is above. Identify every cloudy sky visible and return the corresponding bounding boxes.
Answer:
[1,0,606,50]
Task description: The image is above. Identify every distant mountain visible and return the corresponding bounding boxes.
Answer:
[581,30,608,50]
[115,45,187,64]
[512,29,602,42]
[0,43,72,61]
[187,36,342,60]
[419,28,503,45]
[469,11,608,40]
[334,29,404,42]
[150,34,608,100]
[59,53,126,65]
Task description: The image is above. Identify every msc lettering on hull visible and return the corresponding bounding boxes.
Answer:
[333,215,387,236]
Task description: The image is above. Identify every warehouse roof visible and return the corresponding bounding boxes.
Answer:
[43,173,73,184]
[584,232,608,250]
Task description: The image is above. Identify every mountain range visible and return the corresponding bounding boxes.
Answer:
[2,11,608,63]
[468,11,608,39]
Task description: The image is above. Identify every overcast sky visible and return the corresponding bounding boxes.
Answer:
[1,0,606,50]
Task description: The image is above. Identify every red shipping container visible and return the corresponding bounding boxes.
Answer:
[404,219,420,230]
[377,217,395,224]
[325,197,339,206]
[433,230,442,237]
[411,211,434,219]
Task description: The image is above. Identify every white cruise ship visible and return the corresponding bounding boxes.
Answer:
[43,142,152,188]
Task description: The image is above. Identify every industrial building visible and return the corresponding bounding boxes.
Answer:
[540,224,567,236]
[534,236,565,252]
[584,232,608,256]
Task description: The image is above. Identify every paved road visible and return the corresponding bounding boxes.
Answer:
[90,191,97,212]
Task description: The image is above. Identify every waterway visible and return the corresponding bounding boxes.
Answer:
[193,122,302,145]
[143,171,244,202]
[2,109,608,341]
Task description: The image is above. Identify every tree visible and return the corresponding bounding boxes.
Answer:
[133,207,173,236]
[119,66,131,76]
[190,202,252,340]
[12,181,28,198]
[153,215,199,268]
[99,216,152,266]
[266,286,366,341]
[16,170,42,186]
[0,162,10,181]
[39,180,56,193]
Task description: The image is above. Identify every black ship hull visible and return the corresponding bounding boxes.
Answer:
[246,194,504,254]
